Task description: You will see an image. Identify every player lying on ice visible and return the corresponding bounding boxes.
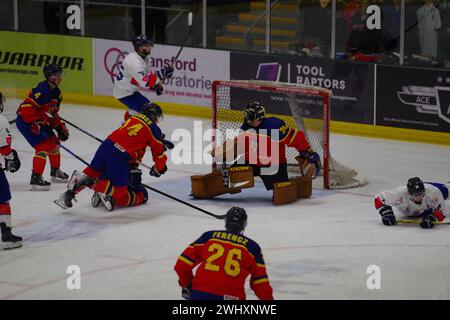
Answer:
[192,101,321,205]
[374,177,449,229]
[0,92,22,249]
[54,102,172,211]
[174,207,274,300]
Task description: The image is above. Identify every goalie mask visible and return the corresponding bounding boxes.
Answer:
[243,102,266,122]
[225,207,248,234]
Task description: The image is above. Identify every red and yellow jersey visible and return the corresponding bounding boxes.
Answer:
[108,113,167,172]
[238,117,311,166]
[17,80,62,125]
[174,230,273,300]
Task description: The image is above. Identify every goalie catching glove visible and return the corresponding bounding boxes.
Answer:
[297,149,321,178]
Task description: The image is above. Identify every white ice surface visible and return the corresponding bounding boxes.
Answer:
[1,100,450,300]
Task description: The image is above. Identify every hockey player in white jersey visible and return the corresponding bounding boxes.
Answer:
[374,177,449,229]
[113,35,174,119]
[0,92,23,249]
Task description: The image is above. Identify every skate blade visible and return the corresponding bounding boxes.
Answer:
[30,185,51,191]
[54,199,69,210]
[51,177,69,183]
[3,241,23,250]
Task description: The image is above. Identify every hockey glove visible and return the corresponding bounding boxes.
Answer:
[161,134,174,150]
[181,282,192,300]
[30,122,40,135]
[420,213,437,229]
[298,150,321,178]
[157,66,174,81]
[5,149,21,173]
[129,166,143,189]
[379,205,397,226]
[150,165,167,177]
[152,83,164,96]
[55,122,69,141]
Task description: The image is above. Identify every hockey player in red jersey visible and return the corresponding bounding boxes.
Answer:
[55,102,168,210]
[16,64,70,190]
[236,101,321,191]
[174,207,274,300]
[0,92,22,249]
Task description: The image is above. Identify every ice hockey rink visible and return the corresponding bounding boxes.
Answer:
[1,100,449,300]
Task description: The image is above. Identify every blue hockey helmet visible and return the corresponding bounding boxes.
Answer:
[43,64,63,80]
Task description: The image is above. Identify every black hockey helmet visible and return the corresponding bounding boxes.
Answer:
[407,177,425,196]
[0,92,5,113]
[141,102,163,122]
[43,64,63,80]
[132,35,154,51]
[225,207,248,234]
[243,101,266,122]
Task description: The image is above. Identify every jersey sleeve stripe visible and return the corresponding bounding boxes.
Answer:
[178,255,195,266]
[252,277,269,285]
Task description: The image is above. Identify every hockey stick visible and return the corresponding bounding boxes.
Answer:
[140,183,226,220]
[397,219,450,225]
[60,116,103,143]
[170,11,193,69]
[9,119,16,125]
[58,143,226,219]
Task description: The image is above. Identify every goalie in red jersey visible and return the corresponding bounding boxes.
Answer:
[174,207,274,300]
[54,102,170,211]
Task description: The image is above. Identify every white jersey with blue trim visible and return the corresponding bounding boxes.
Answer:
[113,52,152,99]
[375,184,447,217]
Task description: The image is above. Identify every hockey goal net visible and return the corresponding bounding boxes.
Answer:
[211,80,367,190]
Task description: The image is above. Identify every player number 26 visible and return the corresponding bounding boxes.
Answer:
[204,243,242,277]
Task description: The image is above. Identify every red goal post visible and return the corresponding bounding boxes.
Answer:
[211,80,332,189]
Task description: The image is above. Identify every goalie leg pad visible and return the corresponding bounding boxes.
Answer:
[228,166,254,189]
[273,180,299,205]
[191,170,228,199]
[291,176,312,198]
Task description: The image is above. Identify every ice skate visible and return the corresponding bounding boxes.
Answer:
[50,168,69,183]
[30,172,51,191]
[54,190,76,210]
[98,193,115,211]
[0,222,22,250]
[91,192,102,208]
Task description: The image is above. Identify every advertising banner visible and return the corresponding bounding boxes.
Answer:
[94,38,229,107]
[376,65,450,133]
[0,31,93,94]
[230,52,375,124]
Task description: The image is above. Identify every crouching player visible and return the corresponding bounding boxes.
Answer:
[174,207,274,300]
[0,92,22,249]
[374,177,448,229]
[54,102,168,211]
